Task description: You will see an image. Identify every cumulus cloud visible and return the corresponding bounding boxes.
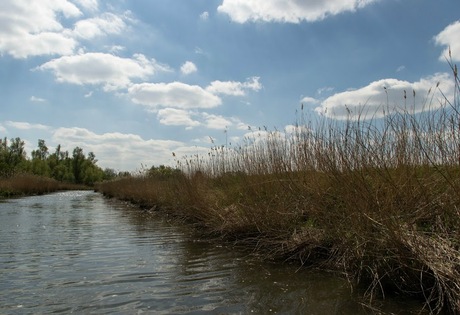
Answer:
[206,76,262,96]
[300,96,320,105]
[73,13,127,39]
[217,0,378,23]
[73,0,99,12]
[129,82,222,109]
[52,127,185,170]
[157,108,201,128]
[434,20,460,62]
[315,73,455,120]
[37,52,168,90]
[6,121,50,130]
[202,113,232,129]
[0,0,82,58]
[180,61,198,75]
[0,0,131,58]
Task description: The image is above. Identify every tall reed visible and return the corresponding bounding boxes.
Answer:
[0,174,89,197]
[97,59,460,313]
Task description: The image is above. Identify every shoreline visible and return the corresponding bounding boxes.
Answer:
[94,170,459,314]
[0,174,91,198]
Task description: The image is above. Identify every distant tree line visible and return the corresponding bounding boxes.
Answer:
[0,137,118,185]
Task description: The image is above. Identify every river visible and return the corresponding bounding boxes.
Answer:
[0,191,428,314]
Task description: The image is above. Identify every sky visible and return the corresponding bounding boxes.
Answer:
[1,0,459,172]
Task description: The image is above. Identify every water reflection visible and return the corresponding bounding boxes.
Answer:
[0,191,429,314]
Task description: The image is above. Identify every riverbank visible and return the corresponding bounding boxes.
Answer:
[97,66,460,313]
[96,165,459,313]
[0,174,91,198]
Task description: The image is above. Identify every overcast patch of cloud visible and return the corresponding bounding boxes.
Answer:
[37,52,168,90]
[217,0,378,23]
[129,82,222,109]
[180,61,198,75]
[434,20,460,62]
[315,73,455,120]
[206,76,262,96]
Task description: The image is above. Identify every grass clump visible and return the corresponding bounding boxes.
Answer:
[0,174,90,198]
[96,60,460,313]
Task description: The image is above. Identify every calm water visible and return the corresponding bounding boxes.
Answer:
[0,191,426,314]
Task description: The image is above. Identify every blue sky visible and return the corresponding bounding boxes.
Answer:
[1,0,459,171]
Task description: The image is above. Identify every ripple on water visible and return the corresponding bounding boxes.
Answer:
[0,191,429,314]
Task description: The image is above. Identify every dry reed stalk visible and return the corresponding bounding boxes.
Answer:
[97,60,460,314]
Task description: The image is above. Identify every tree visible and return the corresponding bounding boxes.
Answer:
[148,165,182,180]
[72,147,85,184]
[31,139,50,176]
[0,137,27,176]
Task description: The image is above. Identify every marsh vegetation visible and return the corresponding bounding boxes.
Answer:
[96,59,460,314]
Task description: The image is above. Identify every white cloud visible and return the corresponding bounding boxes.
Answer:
[52,127,185,170]
[206,76,262,96]
[202,113,232,129]
[300,96,320,105]
[73,0,99,12]
[180,61,198,75]
[129,82,222,109]
[30,96,46,103]
[317,86,334,95]
[157,108,201,128]
[73,13,126,39]
[106,45,125,53]
[315,73,455,120]
[194,47,206,55]
[434,20,460,62]
[6,121,50,130]
[200,11,209,20]
[0,0,81,58]
[217,0,378,23]
[38,52,167,90]
[396,65,406,72]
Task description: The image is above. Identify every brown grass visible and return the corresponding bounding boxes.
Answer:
[0,174,90,197]
[96,61,460,313]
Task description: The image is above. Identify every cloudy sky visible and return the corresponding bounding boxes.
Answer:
[1,0,459,171]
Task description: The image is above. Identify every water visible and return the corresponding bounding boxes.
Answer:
[0,191,426,314]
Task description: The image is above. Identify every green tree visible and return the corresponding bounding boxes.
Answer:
[148,165,182,180]
[0,137,28,176]
[30,139,50,176]
[72,147,85,184]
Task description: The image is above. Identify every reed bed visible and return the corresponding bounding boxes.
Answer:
[0,174,90,197]
[97,62,460,314]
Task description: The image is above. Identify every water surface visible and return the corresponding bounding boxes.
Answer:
[0,191,426,314]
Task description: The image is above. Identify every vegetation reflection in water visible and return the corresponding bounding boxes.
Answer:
[0,191,430,314]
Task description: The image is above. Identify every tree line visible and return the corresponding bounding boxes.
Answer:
[0,137,117,185]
